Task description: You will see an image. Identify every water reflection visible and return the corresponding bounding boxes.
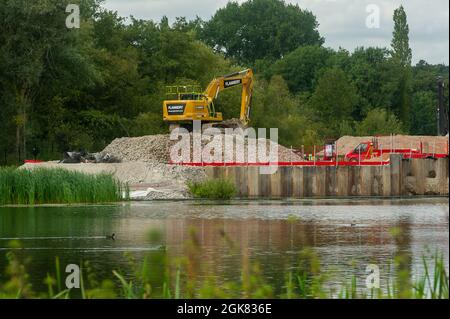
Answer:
[0,198,448,295]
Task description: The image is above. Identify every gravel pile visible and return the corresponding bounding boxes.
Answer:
[102,133,302,163]
[129,185,193,200]
[336,135,449,156]
[102,134,173,163]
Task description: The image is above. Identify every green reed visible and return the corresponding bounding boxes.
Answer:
[0,167,128,205]
[188,178,237,200]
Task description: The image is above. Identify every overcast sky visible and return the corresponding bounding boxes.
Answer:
[103,0,449,65]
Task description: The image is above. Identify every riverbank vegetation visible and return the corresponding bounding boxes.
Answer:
[188,178,237,200]
[0,230,448,299]
[0,0,448,164]
[0,167,127,205]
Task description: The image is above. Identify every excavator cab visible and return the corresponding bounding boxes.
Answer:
[163,69,253,130]
[163,85,222,125]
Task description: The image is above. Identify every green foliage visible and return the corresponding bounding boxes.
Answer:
[390,5,413,130]
[356,108,405,136]
[0,2,237,163]
[410,91,437,135]
[391,5,412,68]
[0,0,100,161]
[393,67,413,131]
[270,45,333,93]
[410,61,449,135]
[131,113,167,136]
[0,167,127,205]
[188,178,237,200]
[338,47,397,119]
[0,0,448,162]
[201,0,323,65]
[252,75,322,146]
[309,68,359,137]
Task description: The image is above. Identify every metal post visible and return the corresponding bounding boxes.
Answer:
[290,146,293,165]
[380,143,383,166]
[392,134,394,153]
[335,142,338,167]
[436,76,448,136]
[390,134,393,154]
[358,148,361,166]
[393,134,395,153]
[313,145,316,166]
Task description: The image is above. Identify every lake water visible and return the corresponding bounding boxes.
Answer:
[0,198,448,297]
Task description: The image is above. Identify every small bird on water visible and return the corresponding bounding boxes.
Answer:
[106,233,116,240]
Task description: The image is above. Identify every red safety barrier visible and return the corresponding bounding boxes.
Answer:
[169,153,448,167]
[169,161,391,167]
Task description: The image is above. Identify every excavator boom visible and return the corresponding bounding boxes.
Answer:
[203,69,254,125]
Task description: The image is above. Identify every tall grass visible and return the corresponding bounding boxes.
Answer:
[413,253,449,299]
[188,178,237,200]
[0,167,128,205]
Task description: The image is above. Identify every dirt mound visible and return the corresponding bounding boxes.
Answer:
[335,135,449,156]
[102,134,173,163]
[102,133,302,163]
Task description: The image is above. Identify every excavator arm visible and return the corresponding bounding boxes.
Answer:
[204,69,254,125]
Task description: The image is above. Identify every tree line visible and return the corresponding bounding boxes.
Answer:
[0,0,448,163]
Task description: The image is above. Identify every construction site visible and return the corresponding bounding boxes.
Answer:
[22,132,448,200]
[22,68,449,200]
[2,0,450,303]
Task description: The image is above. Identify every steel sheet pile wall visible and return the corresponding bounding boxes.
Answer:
[204,155,449,198]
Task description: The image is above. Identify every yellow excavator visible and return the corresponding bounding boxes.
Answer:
[163,69,254,130]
